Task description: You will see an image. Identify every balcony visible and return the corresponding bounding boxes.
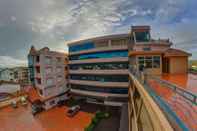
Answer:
[69,45,128,55]
[69,57,128,64]
[69,69,128,75]
[69,80,128,88]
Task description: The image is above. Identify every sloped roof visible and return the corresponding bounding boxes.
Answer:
[164,48,191,57]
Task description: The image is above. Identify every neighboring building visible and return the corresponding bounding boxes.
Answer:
[0,81,21,94]
[28,46,69,109]
[68,34,129,105]
[0,68,15,82]
[129,26,191,75]
[0,67,29,85]
[13,67,29,85]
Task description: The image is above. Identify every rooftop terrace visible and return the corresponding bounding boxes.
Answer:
[148,73,197,130]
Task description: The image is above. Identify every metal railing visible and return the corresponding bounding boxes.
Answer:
[129,68,190,131]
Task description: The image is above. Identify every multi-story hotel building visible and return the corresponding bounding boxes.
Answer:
[28,46,69,109]
[68,34,130,105]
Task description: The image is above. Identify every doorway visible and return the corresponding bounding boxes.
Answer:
[163,58,169,73]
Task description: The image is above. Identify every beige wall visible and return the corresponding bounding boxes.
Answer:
[169,57,188,74]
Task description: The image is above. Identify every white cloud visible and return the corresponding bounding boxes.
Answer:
[0,56,27,68]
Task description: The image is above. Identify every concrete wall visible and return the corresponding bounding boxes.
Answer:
[0,83,20,94]
[169,57,188,74]
[44,93,68,110]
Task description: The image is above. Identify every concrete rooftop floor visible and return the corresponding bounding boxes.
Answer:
[148,73,197,130]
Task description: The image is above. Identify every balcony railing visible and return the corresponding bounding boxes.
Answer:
[128,68,190,131]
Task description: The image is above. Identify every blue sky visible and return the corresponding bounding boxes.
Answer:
[0,0,197,67]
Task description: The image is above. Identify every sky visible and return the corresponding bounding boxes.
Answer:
[0,0,197,67]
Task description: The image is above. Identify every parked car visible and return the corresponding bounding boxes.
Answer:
[31,99,44,116]
[66,105,80,117]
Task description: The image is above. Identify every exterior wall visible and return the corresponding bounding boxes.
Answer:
[44,93,68,110]
[28,47,69,110]
[68,35,129,102]
[169,57,188,74]
[0,83,20,94]
[133,44,170,51]
[0,69,15,82]
[33,52,68,98]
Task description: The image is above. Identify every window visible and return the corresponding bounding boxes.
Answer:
[45,56,52,65]
[56,57,62,63]
[111,39,127,46]
[143,47,151,51]
[39,89,43,95]
[71,84,128,94]
[70,75,128,82]
[135,31,150,42]
[37,78,41,84]
[36,66,40,73]
[57,76,62,82]
[69,42,95,52]
[56,67,62,73]
[70,62,128,70]
[36,56,40,62]
[145,56,152,68]
[153,56,160,68]
[69,50,128,60]
[46,78,53,86]
[46,67,52,74]
[95,41,108,48]
[137,56,161,70]
[138,57,145,71]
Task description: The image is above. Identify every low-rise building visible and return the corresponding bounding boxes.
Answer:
[13,67,29,85]
[28,46,69,109]
[0,67,29,85]
[0,68,15,82]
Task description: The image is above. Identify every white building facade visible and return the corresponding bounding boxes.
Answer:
[28,46,69,109]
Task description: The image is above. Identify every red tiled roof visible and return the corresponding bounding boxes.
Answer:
[164,48,191,57]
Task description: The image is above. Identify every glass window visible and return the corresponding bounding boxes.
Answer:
[56,67,62,73]
[37,78,41,84]
[70,75,128,82]
[145,56,152,68]
[153,56,160,68]
[56,57,62,63]
[138,56,160,70]
[46,67,52,74]
[36,67,40,73]
[71,84,128,94]
[69,42,95,52]
[46,78,53,86]
[36,56,40,62]
[45,56,52,65]
[69,62,128,70]
[70,50,128,60]
[57,76,62,82]
[135,31,150,42]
